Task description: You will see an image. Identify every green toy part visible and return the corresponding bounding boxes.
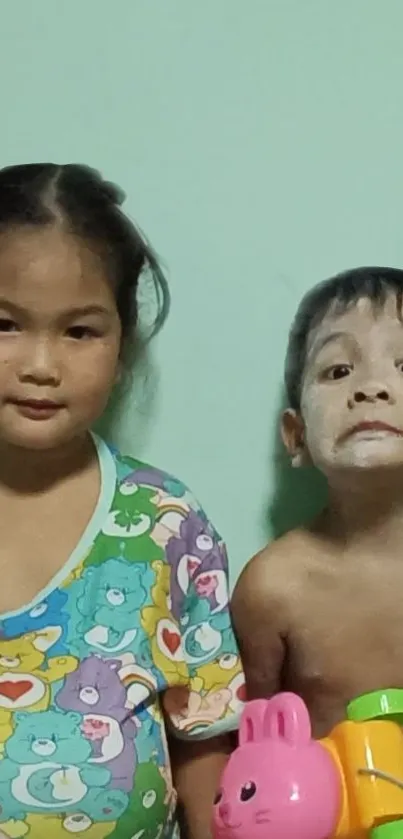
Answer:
[371,820,403,839]
[347,689,403,725]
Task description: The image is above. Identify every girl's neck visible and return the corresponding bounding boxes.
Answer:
[321,469,403,554]
[0,433,96,495]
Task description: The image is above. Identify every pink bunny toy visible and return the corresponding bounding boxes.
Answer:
[212,692,341,839]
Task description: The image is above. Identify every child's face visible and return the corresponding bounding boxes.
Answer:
[0,225,121,451]
[283,294,403,476]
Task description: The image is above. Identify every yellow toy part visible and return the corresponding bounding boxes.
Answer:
[321,689,403,839]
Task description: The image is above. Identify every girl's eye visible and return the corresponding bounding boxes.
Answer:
[324,364,351,380]
[0,318,19,333]
[240,781,257,802]
[396,360,403,373]
[67,325,100,340]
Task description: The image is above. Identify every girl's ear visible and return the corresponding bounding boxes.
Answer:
[115,361,123,386]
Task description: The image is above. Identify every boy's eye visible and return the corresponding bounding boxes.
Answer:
[324,364,351,380]
[0,317,19,333]
[396,360,403,373]
[214,791,222,806]
[240,781,257,802]
[67,325,99,340]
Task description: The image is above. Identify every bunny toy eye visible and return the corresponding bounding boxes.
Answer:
[214,791,222,806]
[240,781,257,802]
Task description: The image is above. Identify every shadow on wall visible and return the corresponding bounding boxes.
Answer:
[267,393,328,539]
[95,344,161,455]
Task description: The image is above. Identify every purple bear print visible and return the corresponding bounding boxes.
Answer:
[125,467,185,498]
[166,510,227,619]
[56,655,137,792]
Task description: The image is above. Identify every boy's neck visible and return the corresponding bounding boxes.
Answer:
[0,433,96,495]
[322,470,403,554]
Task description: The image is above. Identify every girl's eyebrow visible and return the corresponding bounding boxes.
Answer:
[0,299,111,318]
[63,305,111,318]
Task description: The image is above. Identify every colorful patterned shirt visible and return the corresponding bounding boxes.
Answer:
[0,434,245,839]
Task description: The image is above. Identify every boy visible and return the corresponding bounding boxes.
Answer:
[232,266,403,738]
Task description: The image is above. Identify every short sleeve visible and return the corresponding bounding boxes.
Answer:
[161,493,246,740]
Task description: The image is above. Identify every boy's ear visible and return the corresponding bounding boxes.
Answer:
[281,409,309,468]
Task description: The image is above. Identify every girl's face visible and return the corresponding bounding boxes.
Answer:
[0,224,121,451]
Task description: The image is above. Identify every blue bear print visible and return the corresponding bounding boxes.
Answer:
[2,589,69,654]
[1,708,117,818]
[134,708,166,765]
[79,787,128,822]
[180,584,233,670]
[68,558,149,659]
[0,779,26,823]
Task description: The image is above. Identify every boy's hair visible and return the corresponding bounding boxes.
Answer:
[0,163,169,363]
[285,266,403,410]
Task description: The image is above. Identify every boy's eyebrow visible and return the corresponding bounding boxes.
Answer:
[309,330,351,361]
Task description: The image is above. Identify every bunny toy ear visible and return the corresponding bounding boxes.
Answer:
[239,700,271,746]
[263,692,312,746]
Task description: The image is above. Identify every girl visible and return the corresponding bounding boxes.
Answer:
[0,164,244,839]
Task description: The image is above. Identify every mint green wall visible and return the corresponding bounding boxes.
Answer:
[1,1,402,582]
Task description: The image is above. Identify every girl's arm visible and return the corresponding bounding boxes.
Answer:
[161,486,244,838]
[170,734,233,839]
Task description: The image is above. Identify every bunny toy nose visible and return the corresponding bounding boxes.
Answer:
[218,802,231,823]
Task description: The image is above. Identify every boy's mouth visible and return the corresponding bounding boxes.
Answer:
[342,420,403,440]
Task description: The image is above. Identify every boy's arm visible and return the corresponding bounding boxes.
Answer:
[231,545,290,699]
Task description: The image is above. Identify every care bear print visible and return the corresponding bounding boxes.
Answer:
[0,450,244,838]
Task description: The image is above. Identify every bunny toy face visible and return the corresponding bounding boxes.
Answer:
[212,693,340,839]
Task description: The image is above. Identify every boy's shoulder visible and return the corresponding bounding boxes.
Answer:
[235,527,322,606]
[247,526,319,573]
[231,529,321,687]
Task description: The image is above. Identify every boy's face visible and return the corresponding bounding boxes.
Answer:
[283,294,403,475]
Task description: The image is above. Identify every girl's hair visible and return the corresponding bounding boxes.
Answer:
[0,163,169,361]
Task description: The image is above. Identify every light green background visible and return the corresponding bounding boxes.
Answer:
[1,1,402,582]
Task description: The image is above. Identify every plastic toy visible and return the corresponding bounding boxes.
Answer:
[212,689,403,839]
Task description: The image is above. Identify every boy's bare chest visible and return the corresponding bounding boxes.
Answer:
[284,562,403,736]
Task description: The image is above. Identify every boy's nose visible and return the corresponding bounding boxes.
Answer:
[349,384,394,407]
